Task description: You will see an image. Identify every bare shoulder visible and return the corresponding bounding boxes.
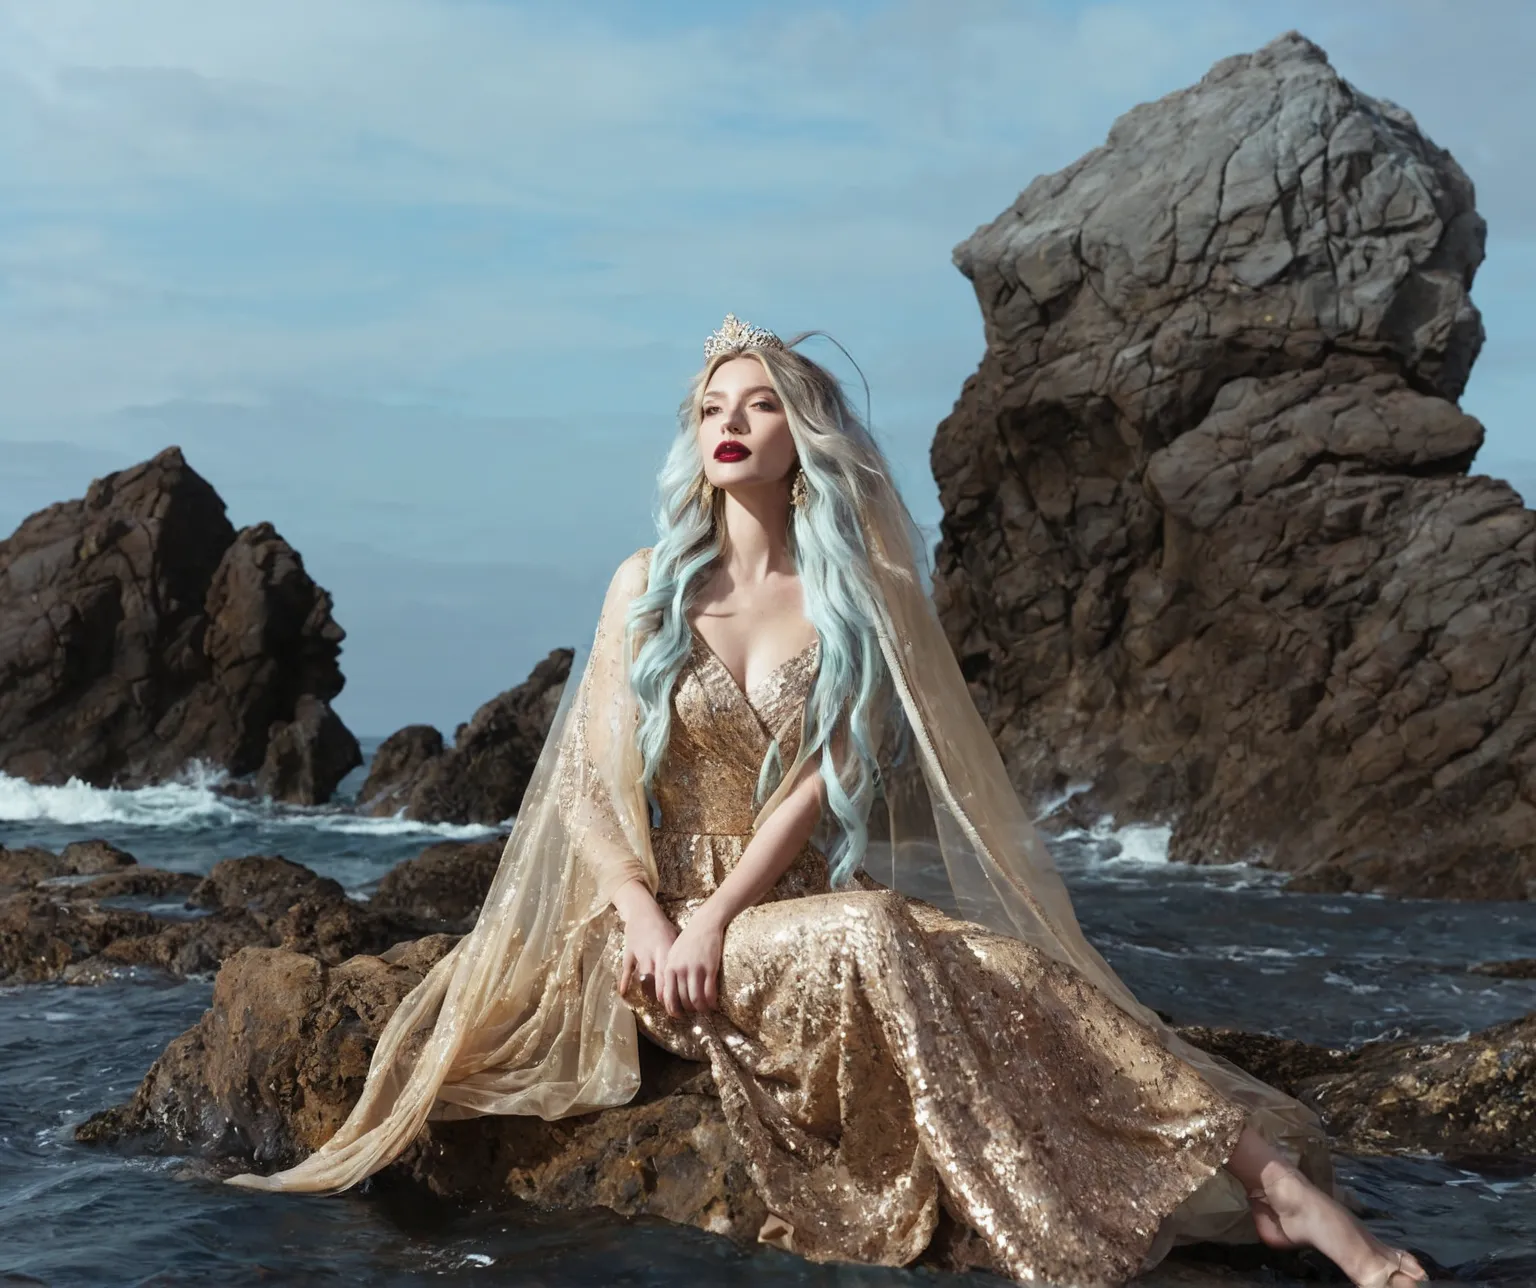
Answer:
[610,545,654,600]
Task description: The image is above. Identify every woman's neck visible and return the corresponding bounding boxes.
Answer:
[718,485,794,582]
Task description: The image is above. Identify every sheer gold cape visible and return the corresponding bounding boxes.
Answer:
[226,475,1333,1253]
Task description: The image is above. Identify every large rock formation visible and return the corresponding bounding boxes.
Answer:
[931,32,1532,898]
[355,649,572,825]
[0,447,360,803]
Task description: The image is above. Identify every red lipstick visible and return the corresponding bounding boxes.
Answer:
[714,442,750,461]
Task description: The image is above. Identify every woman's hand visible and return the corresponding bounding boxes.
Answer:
[617,894,678,1004]
[661,909,726,1017]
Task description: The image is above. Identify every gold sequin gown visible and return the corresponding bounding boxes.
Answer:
[616,627,1252,1287]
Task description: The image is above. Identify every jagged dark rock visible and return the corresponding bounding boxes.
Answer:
[1470,958,1536,979]
[356,649,572,825]
[0,839,138,895]
[353,725,443,815]
[0,889,163,985]
[366,836,505,934]
[0,447,360,804]
[930,32,1531,899]
[1181,1017,1536,1159]
[0,843,448,985]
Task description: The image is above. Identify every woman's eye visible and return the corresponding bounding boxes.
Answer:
[752,401,778,412]
[702,407,719,416]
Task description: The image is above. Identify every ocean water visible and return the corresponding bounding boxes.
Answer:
[2,743,1534,1286]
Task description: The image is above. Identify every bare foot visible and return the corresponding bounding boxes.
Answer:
[1249,1160,1429,1287]
[1245,1187,1298,1249]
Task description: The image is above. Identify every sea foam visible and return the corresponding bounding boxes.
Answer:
[0,766,500,839]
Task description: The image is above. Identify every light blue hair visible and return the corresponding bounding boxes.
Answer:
[624,336,906,886]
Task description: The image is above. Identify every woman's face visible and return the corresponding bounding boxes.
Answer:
[697,354,798,496]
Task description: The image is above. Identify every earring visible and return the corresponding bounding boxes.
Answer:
[790,466,809,510]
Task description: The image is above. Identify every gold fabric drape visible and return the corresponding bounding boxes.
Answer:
[228,479,1333,1260]
[226,552,658,1191]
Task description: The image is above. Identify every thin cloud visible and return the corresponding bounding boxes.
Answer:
[0,0,1530,732]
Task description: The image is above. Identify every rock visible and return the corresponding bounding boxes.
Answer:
[188,855,346,915]
[255,693,361,807]
[0,839,137,894]
[356,649,572,825]
[0,890,162,984]
[0,846,421,985]
[94,855,415,973]
[1176,1018,1536,1158]
[68,867,203,901]
[931,33,1531,898]
[0,839,199,982]
[71,936,771,1244]
[84,911,277,981]
[352,725,443,816]
[74,944,442,1161]
[366,836,506,933]
[0,447,360,804]
[1470,958,1536,979]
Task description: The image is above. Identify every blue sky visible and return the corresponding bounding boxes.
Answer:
[2,0,1531,737]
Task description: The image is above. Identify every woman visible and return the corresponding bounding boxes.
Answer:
[228,316,1427,1288]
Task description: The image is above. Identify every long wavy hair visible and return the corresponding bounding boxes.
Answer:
[624,337,903,886]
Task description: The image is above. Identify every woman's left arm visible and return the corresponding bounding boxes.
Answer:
[659,749,827,1017]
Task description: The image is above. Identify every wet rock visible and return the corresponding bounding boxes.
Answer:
[930,34,1530,899]
[75,937,766,1240]
[1177,1018,1536,1158]
[0,839,137,894]
[0,840,203,983]
[67,867,203,901]
[1172,1026,1355,1092]
[74,943,445,1160]
[0,447,360,804]
[0,890,162,984]
[82,911,274,981]
[1,846,421,984]
[1470,958,1536,980]
[356,649,572,825]
[254,692,363,806]
[189,855,346,915]
[352,725,443,816]
[91,855,415,975]
[366,836,506,934]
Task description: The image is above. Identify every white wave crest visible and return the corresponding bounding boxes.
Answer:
[0,766,502,839]
[1054,817,1174,868]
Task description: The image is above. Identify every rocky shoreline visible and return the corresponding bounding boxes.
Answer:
[3,27,1533,1281]
[4,820,1516,1274]
[49,823,1523,1278]
[0,837,503,987]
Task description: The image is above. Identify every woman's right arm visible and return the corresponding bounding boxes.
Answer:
[574,546,676,995]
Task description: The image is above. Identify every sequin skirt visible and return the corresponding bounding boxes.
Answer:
[617,830,1251,1286]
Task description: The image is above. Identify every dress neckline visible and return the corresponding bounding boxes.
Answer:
[687,622,819,711]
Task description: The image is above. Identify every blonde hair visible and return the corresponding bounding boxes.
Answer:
[625,340,902,884]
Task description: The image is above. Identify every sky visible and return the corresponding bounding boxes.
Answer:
[1,0,1531,737]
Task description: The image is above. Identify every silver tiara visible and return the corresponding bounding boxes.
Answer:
[703,313,784,361]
